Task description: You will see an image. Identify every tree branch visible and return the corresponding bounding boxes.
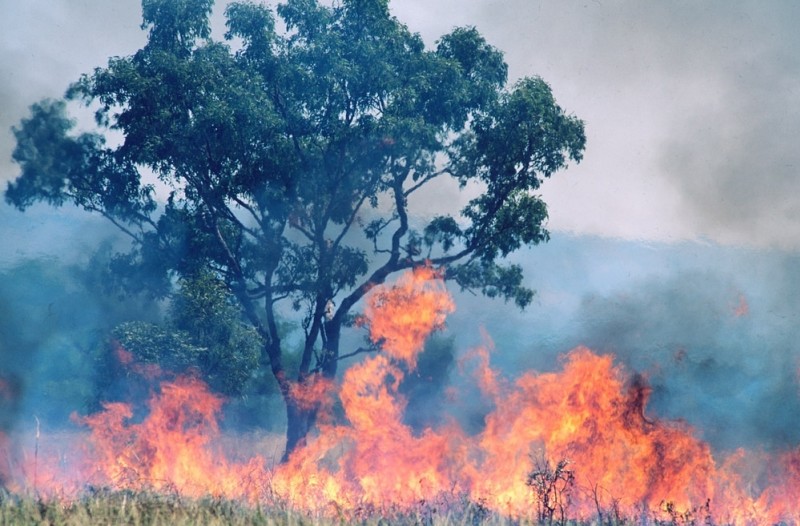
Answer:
[332,165,415,324]
[310,344,380,374]
[403,167,450,197]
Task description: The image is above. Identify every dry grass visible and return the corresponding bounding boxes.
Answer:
[0,492,300,526]
[2,492,737,526]
[0,491,551,526]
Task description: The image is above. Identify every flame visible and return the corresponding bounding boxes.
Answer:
[272,267,462,511]
[361,265,454,366]
[461,336,503,399]
[1,377,267,500]
[75,376,266,499]
[289,376,335,412]
[2,268,800,523]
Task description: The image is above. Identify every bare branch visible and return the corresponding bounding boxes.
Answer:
[332,190,371,249]
[403,167,450,197]
[288,220,315,242]
[310,344,380,374]
[231,194,265,231]
[76,201,144,244]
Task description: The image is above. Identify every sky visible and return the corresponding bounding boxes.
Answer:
[3,0,800,248]
[396,0,800,248]
[2,1,800,453]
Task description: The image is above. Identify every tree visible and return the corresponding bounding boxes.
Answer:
[6,0,585,459]
[95,271,262,406]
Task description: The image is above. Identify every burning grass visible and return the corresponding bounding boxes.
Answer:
[3,268,800,524]
[0,491,772,526]
[0,491,530,526]
[0,492,297,526]
[0,492,699,526]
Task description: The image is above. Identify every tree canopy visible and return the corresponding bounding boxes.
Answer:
[6,0,585,457]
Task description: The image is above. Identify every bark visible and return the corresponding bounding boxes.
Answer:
[283,399,313,462]
[280,319,342,462]
[321,320,341,378]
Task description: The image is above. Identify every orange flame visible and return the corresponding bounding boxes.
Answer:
[362,265,454,366]
[3,268,800,524]
[75,376,266,499]
[289,376,335,412]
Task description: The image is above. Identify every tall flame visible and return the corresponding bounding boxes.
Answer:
[362,265,455,366]
[1,267,799,523]
[76,375,266,499]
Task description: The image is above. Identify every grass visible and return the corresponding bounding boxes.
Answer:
[0,491,529,526]
[0,492,294,526]
[0,488,734,525]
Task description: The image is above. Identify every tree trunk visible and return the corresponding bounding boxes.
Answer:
[321,321,341,378]
[282,398,313,462]
[280,320,342,462]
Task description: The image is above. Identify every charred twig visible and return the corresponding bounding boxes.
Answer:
[310,344,381,374]
[527,453,575,526]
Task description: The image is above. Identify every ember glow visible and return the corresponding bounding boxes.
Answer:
[1,267,800,524]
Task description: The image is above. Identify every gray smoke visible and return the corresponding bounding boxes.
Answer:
[0,202,162,437]
[445,237,800,452]
[573,268,800,451]
[394,0,800,248]
[0,1,143,186]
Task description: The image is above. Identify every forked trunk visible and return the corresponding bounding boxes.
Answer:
[282,400,314,462]
[281,321,342,462]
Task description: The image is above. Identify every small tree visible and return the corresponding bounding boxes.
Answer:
[527,454,575,525]
[96,271,261,405]
[6,0,585,459]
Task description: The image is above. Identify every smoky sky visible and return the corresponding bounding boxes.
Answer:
[4,1,800,247]
[629,2,800,248]
[445,237,800,452]
[571,268,800,451]
[395,0,800,248]
[0,1,143,185]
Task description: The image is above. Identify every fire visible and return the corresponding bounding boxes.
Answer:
[473,349,726,517]
[2,267,800,524]
[361,265,454,366]
[0,376,268,500]
[272,267,461,510]
[73,375,267,499]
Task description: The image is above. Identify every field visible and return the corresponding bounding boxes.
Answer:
[1,272,792,525]
[0,493,289,526]
[0,492,532,526]
[0,487,733,526]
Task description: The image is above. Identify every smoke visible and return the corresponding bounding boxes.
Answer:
[537,0,800,248]
[393,0,800,248]
[0,1,143,186]
[0,208,162,439]
[573,269,800,451]
[6,1,800,247]
[0,0,236,188]
[441,236,800,453]
[401,0,800,449]
[4,199,800,467]
[649,3,800,248]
